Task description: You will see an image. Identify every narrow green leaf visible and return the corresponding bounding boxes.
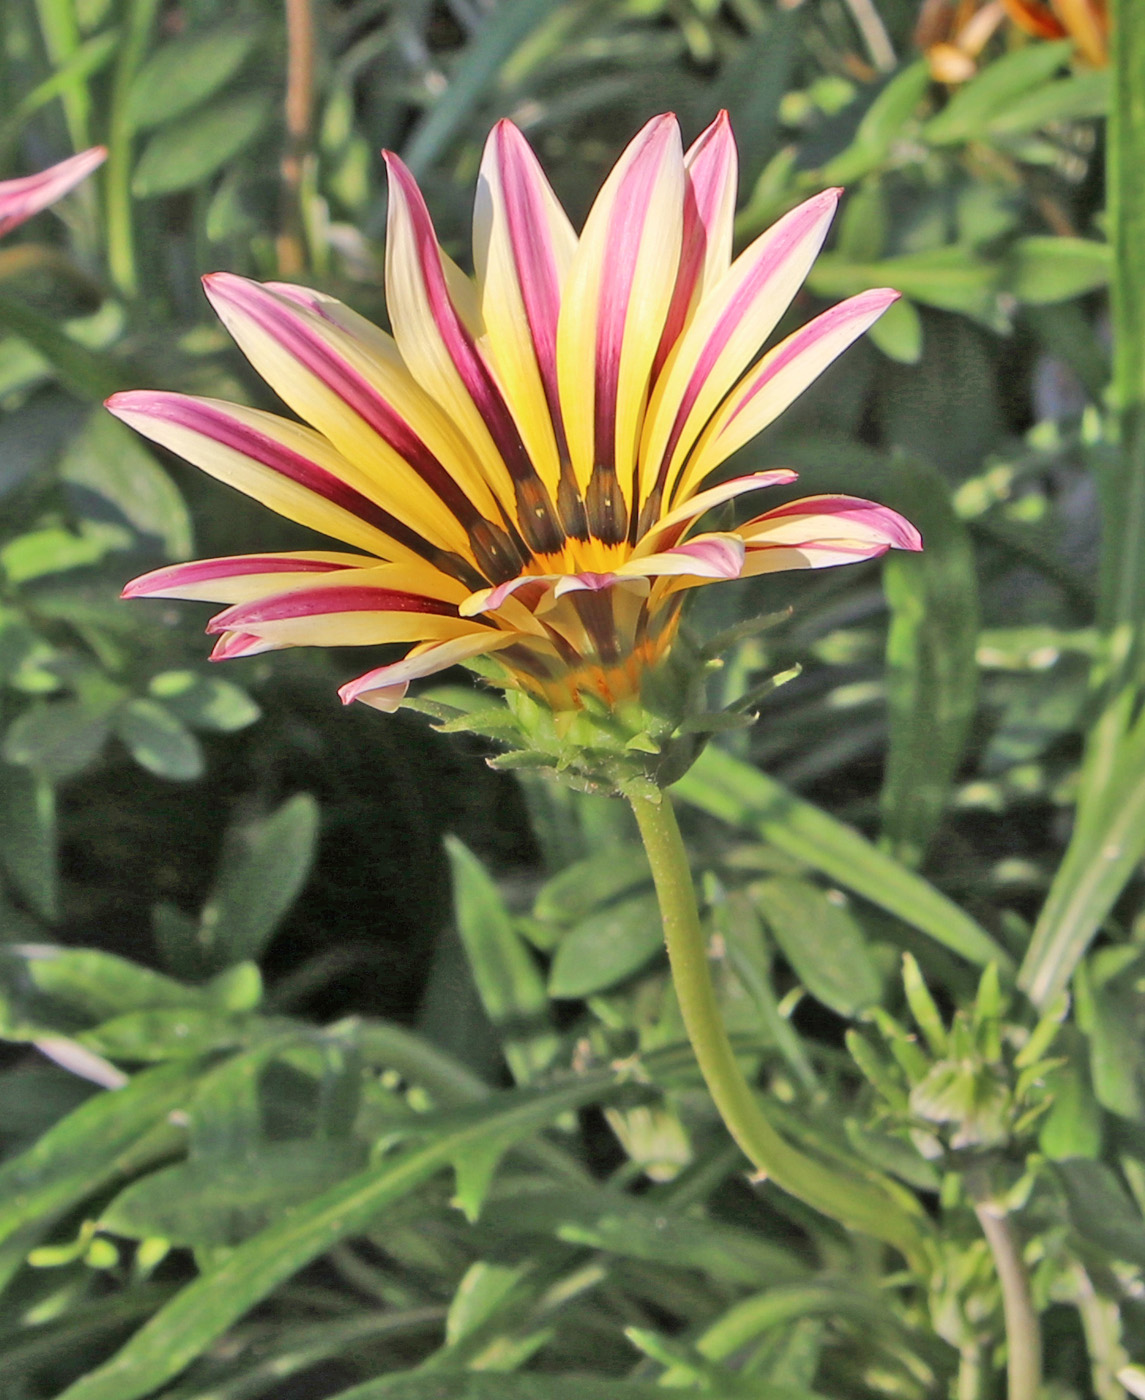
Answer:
[675,745,1009,969]
[132,91,272,197]
[533,845,650,926]
[1057,1159,1145,1269]
[901,954,948,1056]
[102,1144,366,1246]
[0,32,117,146]
[809,246,1002,328]
[342,1375,791,1400]
[0,764,57,921]
[78,1006,267,1061]
[54,1072,620,1400]
[880,458,979,866]
[753,877,882,1018]
[481,1182,807,1287]
[445,1260,529,1346]
[818,61,931,184]
[0,1061,197,1252]
[923,40,1073,146]
[199,793,320,968]
[986,69,1108,135]
[1,944,200,1026]
[333,1379,779,1400]
[445,836,557,1083]
[154,1311,444,1400]
[127,22,260,129]
[1011,237,1111,305]
[403,0,561,176]
[547,891,663,999]
[659,1282,902,1387]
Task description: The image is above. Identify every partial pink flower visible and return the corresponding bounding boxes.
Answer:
[0,147,106,240]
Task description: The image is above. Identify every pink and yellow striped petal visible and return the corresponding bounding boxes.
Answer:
[736,494,922,577]
[640,188,841,507]
[653,112,738,378]
[384,152,564,552]
[339,631,520,710]
[615,532,744,582]
[473,120,577,500]
[207,573,485,648]
[106,390,469,572]
[633,468,798,555]
[0,147,106,238]
[122,551,372,604]
[556,115,685,533]
[201,274,504,554]
[677,288,900,498]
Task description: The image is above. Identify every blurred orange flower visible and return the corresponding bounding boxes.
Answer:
[916,0,1107,83]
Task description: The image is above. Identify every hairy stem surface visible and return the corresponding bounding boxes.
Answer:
[629,789,925,1264]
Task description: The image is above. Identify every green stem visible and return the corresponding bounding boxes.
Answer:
[105,0,160,296]
[1018,0,1145,1003]
[967,1172,1041,1400]
[628,790,926,1265]
[957,1342,986,1400]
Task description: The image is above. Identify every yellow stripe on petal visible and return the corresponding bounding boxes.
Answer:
[385,154,566,556]
[123,551,376,604]
[106,391,460,566]
[678,289,899,499]
[473,121,577,502]
[556,115,684,530]
[640,188,841,508]
[202,276,504,553]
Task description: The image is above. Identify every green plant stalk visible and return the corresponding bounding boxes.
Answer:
[1019,0,1145,1002]
[966,1173,1041,1400]
[629,790,927,1265]
[105,0,161,296]
[34,0,91,148]
[1074,0,1145,814]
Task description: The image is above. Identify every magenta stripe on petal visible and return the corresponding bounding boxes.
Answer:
[493,121,565,422]
[106,389,456,565]
[655,188,840,487]
[552,571,622,598]
[210,631,279,660]
[593,116,679,475]
[202,275,484,529]
[121,553,355,599]
[385,154,538,488]
[751,495,923,551]
[664,536,744,577]
[654,111,735,379]
[0,147,106,238]
[727,289,900,427]
[208,586,461,634]
[462,572,554,616]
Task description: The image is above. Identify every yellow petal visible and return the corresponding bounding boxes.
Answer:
[556,115,685,533]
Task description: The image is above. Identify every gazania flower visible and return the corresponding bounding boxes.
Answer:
[0,146,106,239]
[111,114,919,714]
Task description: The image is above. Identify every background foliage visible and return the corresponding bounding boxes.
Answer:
[0,0,1139,1396]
